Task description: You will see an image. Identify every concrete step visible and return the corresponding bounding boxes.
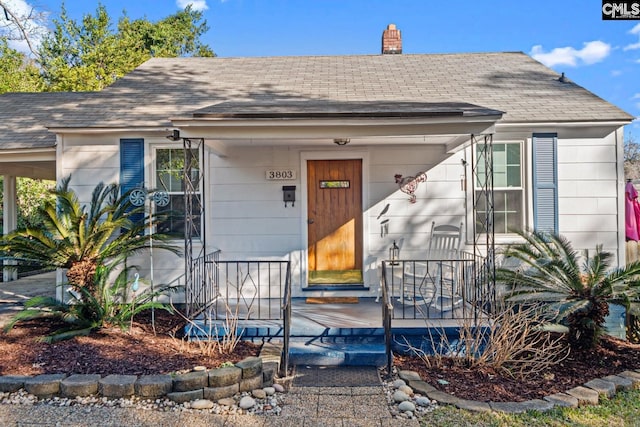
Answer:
[289,341,386,366]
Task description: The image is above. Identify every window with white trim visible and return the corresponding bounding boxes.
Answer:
[154,147,201,238]
[475,142,524,234]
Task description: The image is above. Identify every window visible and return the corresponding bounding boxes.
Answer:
[155,148,201,238]
[475,142,524,234]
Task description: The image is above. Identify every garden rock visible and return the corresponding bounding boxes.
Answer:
[415,396,431,407]
[239,395,256,409]
[273,383,285,393]
[217,397,236,407]
[191,399,214,410]
[392,390,410,403]
[263,386,276,396]
[397,385,413,396]
[252,389,267,399]
[398,401,416,412]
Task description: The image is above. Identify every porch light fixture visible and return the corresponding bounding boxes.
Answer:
[166,129,181,141]
[333,138,350,146]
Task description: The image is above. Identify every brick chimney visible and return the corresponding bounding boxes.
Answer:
[381,24,402,54]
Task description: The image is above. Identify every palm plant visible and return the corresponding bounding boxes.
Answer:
[497,230,640,349]
[1,176,180,339]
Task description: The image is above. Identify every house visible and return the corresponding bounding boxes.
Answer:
[0,25,633,319]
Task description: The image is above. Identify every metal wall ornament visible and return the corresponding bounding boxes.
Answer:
[394,172,428,203]
[128,189,170,208]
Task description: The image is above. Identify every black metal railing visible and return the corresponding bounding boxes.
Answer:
[185,250,220,317]
[381,252,494,321]
[207,260,290,321]
[381,261,394,375]
[281,261,292,377]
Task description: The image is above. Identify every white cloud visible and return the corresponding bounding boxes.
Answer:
[530,41,611,67]
[176,0,209,11]
[611,69,623,77]
[625,23,640,50]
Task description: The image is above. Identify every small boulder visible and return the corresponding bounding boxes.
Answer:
[393,390,410,403]
[239,396,256,409]
[191,399,214,410]
[252,389,267,399]
[398,401,416,412]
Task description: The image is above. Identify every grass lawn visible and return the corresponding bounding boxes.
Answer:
[419,389,640,426]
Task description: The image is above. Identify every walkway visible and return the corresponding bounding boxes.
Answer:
[0,366,419,426]
[0,271,56,328]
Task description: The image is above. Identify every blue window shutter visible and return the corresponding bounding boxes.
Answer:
[532,133,558,234]
[120,139,144,224]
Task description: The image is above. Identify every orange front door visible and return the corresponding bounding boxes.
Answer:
[307,159,363,279]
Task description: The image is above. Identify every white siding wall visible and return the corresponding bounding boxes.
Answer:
[557,133,620,256]
[57,128,623,299]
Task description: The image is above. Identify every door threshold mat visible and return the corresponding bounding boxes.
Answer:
[293,365,381,387]
[306,297,359,304]
[308,270,363,284]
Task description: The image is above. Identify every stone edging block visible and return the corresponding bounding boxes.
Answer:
[61,374,102,397]
[0,354,279,403]
[401,367,640,414]
[99,375,137,398]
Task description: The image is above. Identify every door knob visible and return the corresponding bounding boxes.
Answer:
[307,218,315,224]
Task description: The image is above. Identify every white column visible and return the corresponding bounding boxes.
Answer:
[3,175,18,281]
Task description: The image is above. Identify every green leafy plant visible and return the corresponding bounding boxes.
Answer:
[1,176,180,340]
[497,230,640,349]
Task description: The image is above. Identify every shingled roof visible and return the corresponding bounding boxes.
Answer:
[0,51,633,149]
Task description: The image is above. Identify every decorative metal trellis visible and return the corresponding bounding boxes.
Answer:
[470,133,496,313]
[183,137,207,317]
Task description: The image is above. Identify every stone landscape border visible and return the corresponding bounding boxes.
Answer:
[396,368,640,413]
[3,339,640,416]
[0,342,283,403]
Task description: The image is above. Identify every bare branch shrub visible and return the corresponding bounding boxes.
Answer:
[170,266,255,356]
[400,303,569,380]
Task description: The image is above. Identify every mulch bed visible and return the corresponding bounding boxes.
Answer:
[0,310,260,376]
[395,335,640,402]
[3,310,640,403]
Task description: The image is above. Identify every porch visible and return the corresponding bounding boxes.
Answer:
[184,255,495,373]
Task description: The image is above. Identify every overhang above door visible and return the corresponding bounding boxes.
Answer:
[171,100,503,154]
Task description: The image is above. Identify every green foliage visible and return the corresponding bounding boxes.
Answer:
[38,4,214,91]
[0,37,44,94]
[1,177,180,340]
[2,264,176,342]
[1,176,180,292]
[419,389,640,426]
[0,177,56,232]
[497,230,640,349]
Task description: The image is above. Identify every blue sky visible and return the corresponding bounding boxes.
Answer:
[6,0,640,136]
